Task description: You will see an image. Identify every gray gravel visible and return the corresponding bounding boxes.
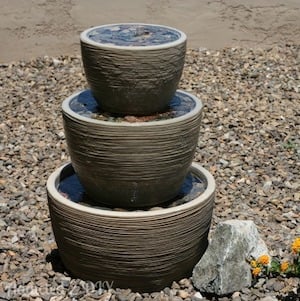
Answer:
[0,45,299,301]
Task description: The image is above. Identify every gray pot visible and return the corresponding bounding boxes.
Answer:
[47,162,215,292]
[62,89,203,208]
[80,23,187,116]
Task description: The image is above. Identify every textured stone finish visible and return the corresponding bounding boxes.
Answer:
[80,23,186,115]
[192,220,269,295]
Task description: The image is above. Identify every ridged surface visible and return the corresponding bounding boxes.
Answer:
[80,40,186,115]
[47,163,215,292]
[62,94,203,207]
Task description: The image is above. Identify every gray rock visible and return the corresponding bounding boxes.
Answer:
[272,280,285,292]
[172,297,183,301]
[178,278,192,289]
[253,278,266,292]
[49,296,65,301]
[192,220,269,295]
[177,290,190,299]
[11,235,19,243]
[58,276,71,288]
[0,218,7,227]
[265,278,277,291]
[98,292,112,301]
[0,292,10,300]
[191,292,204,301]
[260,297,278,301]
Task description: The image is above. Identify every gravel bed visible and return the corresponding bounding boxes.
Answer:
[0,45,299,301]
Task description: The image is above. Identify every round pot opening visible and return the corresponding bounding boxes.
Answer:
[62,89,202,126]
[80,23,187,50]
[53,162,214,213]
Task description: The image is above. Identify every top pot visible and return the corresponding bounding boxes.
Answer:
[80,23,187,116]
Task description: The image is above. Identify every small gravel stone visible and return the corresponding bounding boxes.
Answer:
[172,297,184,301]
[260,297,278,301]
[272,281,285,292]
[232,291,241,299]
[0,219,7,227]
[177,290,190,299]
[191,292,204,301]
[99,292,112,301]
[179,279,192,289]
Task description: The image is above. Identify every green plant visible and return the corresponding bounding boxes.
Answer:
[250,237,300,279]
[282,139,299,151]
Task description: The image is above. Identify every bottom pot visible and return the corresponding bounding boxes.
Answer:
[47,162,215,292]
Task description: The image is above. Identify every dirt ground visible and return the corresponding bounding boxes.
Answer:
[1,0,300,63]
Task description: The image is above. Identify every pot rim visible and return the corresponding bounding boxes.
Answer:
[47,162,215,218]
[62,89,203,127]
[80,23,187,50]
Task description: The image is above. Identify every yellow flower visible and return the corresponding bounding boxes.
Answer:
[250,260,257,268]
[252,267,261,277]
[257,255,270,265]
[280,261,289,272]
[291,237,300,254]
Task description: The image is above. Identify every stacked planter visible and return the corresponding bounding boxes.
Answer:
[47,23,216,292]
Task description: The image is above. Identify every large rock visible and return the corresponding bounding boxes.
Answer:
[192,220,269,295]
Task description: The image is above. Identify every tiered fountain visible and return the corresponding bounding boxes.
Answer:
[47,23,216,292]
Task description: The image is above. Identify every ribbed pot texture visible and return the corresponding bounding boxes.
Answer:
[80,36,186,115]
[62,90,203,208]
[47,163,215,292]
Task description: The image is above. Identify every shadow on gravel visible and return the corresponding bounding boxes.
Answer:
[46,248,67,274]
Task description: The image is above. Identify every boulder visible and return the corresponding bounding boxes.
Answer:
[192,220,269,295]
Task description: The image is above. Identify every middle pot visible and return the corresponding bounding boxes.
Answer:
[62,89,203,208]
